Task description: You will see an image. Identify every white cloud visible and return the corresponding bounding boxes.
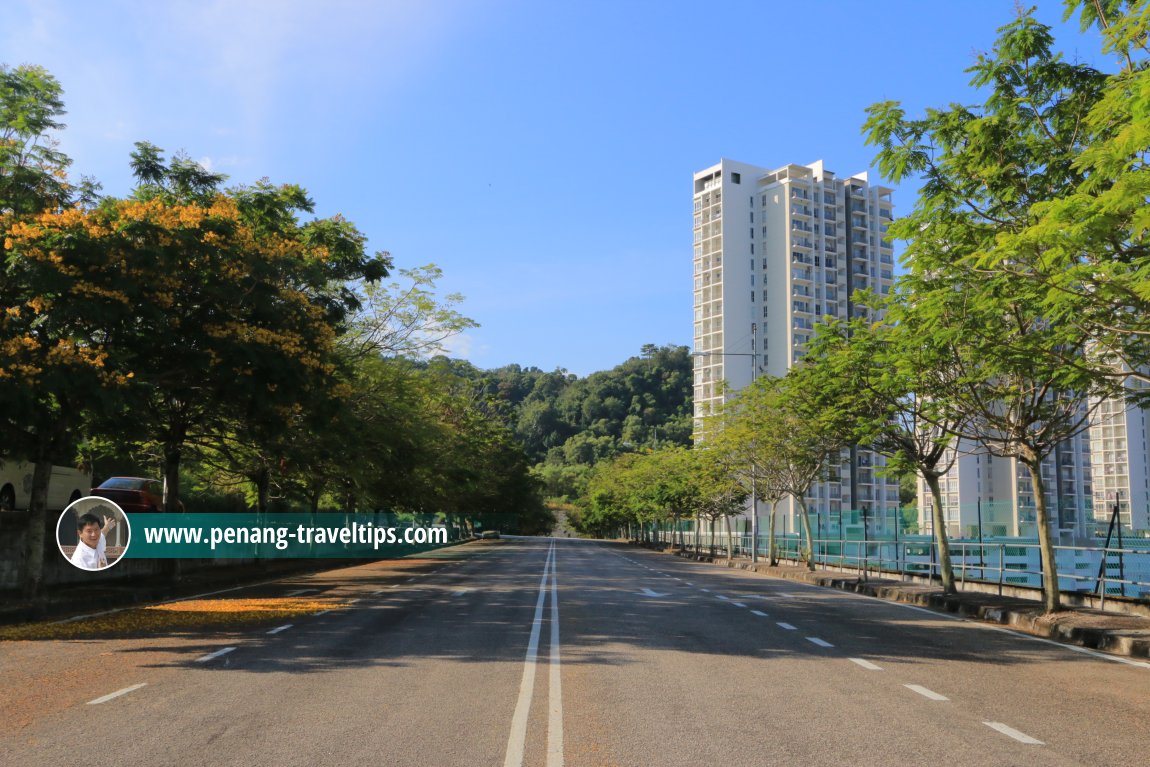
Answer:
[440,331,485,361]
[196,155,247,173]
[1,0,485,191]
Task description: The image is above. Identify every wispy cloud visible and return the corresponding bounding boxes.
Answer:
[440,331,486,361]
[2,0,482,190]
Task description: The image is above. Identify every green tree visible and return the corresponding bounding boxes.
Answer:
[99,150,390,512]
[863,9,1124,610]
[803,298,963,592]
[707,380,779,563]
[775,373,844,571]
[985,1,1150,390]
[712,375,842,571]
[0,65,128,597]
[690,444,747,558]
[0,64,69,215]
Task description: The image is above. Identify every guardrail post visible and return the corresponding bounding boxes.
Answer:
[998,544,1004,596]
[960,543,965,591]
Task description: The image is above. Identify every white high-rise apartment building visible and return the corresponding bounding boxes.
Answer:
[692,159,900,535]
[1089,390,1150,532]
[916,435,1094,542]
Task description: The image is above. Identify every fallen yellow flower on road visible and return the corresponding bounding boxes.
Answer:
[0,598,346,641]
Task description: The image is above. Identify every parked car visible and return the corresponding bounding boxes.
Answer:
[479,530,501,540]
[90,477,173,513]
[0,460,90,512]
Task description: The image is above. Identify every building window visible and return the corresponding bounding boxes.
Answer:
[750,243,754,254]
[731,172,741,184]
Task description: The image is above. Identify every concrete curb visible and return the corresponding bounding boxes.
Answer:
[650,544,1150,660]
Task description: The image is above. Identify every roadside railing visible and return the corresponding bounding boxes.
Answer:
[652,530,1150,603]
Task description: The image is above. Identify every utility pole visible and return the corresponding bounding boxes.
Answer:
[750,323,759,564]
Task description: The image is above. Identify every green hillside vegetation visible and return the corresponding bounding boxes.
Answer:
[437,344,694,501]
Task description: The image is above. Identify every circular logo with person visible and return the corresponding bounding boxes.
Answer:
[57,497,131,571]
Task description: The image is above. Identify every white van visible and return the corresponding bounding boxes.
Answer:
[0,460,92,512]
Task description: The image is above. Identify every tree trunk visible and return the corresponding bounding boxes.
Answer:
[923,472,957,593]
[767,501,778,566]
[693,513,701,556]
[160,444,184,582]
[797,496,816,571]
[708,516,716,556]
[254,466,270,514]
[163,445,182,512]
[21,458,54,601]
[1022,454,1063,613]
[725,514,734,560]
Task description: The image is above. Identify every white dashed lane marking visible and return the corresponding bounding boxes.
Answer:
[777,622,797,630]
[266,624,293,635]
[983,722,1044,745]
[87,683,147,705]
[849,658,882,671]
[195,647,236,663]
[751,610,769,617]
[905,685,948,701]
[806,637,834,648]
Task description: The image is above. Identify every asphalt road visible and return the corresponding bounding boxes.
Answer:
[3,537,1148,766]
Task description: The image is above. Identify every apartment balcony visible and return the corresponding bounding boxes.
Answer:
[792,205,813,218]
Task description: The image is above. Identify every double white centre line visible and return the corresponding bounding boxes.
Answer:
[504,541,563,767]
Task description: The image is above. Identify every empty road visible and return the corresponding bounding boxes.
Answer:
[3,537,1148,766]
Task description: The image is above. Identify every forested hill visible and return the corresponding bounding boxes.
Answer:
[438,344,694,499]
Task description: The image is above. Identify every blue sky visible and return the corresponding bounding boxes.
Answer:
[4,1,1108,375]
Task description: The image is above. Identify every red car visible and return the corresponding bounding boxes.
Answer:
[90,477,170,513]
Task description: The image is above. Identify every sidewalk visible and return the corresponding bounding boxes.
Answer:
[651,545,1150,661]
